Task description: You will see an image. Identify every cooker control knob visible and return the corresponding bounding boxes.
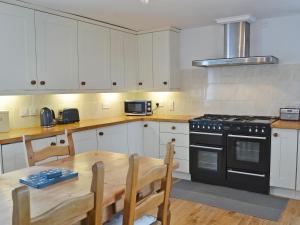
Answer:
[202,125,205,129]
[213,126,216,130]
[261,129,265,133]
[192,125,195,128]
[218,126,221,130]
[207,126,211,129]
[249,128,252,132]
[197,125,200,128]
[255,128,258,133]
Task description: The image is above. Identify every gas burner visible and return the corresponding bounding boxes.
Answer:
[191,114,277,124]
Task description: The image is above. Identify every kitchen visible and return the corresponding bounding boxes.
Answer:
[0,0,300,224]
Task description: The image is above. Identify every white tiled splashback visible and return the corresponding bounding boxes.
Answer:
[137,64,300,117]
[0,93,134,129]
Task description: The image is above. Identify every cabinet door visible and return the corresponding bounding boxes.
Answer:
[138,33,153,90]
[297,131,300,191]
[153,31,180,91]
[127,122,143,155]
[97,124,128,154]
[78,22,111,90]
[35,11,78,90]
[72,129,98,154]
[124,33,138,90]
[31,136,58,164]
[270,128,298,189]
[153,31,170,90]
[143,122,159,158]
[2,142,27,173]
[110,30,125,90]
[0,3,36,91]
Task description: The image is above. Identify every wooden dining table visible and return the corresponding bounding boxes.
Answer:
[0,151,179,225]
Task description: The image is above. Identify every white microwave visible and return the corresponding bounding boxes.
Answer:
[124,100,152,116]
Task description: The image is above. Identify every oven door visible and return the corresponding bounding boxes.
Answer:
[227,134,268,173]
[124,101,146,115]
[190,144,226,183]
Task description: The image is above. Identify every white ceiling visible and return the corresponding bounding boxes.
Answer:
[24,0,300,31]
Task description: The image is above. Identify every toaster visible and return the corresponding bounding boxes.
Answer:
[280,108,300,121]
[56,108,80,124]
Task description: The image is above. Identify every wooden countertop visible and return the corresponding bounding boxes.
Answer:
[0,115,194,145]
[271,120,300,130]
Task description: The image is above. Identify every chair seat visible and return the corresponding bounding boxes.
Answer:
[105,213,157,225]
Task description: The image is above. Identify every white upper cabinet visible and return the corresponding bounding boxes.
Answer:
[270,128,298,189]
[0,3,36,91]
[153,30,180,91]
[35,11,78,90]
[124,33,139,90]
[138,33,153,90]
[78,22,111,90]
[110,29,125,90]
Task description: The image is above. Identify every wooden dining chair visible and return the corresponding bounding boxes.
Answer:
[23,129,75,166]
[12,161,104,225]
[121,142,175,225]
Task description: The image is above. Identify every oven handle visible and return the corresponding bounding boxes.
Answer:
[190,144,223,151]
[227,169,266,178]
[190,132,223,136]
[228,134,267,140]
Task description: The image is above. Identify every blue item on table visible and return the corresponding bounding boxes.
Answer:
[20,168,78,189]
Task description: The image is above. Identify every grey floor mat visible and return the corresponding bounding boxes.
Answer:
[171,180,288,221]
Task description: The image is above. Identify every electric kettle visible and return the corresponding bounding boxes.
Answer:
[40,107,56,127]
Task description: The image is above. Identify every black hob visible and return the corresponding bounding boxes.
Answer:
[190,114,277,135]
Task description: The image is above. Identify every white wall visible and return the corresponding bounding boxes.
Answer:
[181,15,300,69]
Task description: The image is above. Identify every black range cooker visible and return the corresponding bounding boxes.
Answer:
[189,114,277,194]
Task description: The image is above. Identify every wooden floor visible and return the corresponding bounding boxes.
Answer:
[156,198,300,225]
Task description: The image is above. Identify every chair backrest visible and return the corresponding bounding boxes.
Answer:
[123,142,175,225]
[12,161,104,225]
[23,129,75,166]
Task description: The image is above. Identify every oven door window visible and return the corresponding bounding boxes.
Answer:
[197,151,218,171]
[227,136,268,172]
[235,141,260,163]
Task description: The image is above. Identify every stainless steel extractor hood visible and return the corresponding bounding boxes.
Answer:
[192,15,279,67]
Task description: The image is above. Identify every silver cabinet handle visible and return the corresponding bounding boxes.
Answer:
[190,145,223,151]
[228,134,266,140]
[228,169,265,178]
[190,132,223,136]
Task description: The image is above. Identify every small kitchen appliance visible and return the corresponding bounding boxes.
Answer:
[189,114,277,194]
[125,100,152,116]
[56,108,80,124]
[40,107,56,128]
[280,108,300,121]
[0,111,9,132]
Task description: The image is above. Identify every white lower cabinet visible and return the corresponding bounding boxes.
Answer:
[1,142,27,173]
[160,145,189,173]
[297,131,300,191]
[72,129,98,154]
[97,124,128,154]
[142,121,160,158]
[159,122,190,174]
[127,122,143,155]
[270,128,298,189]
[31,136,59,165]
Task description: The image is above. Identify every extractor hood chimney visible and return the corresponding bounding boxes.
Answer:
[192,15,279,67]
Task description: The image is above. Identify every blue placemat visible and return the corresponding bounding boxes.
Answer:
[20,168,78,189]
